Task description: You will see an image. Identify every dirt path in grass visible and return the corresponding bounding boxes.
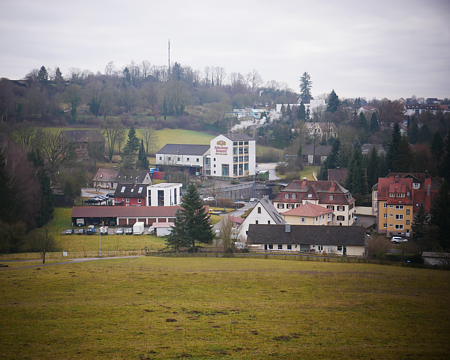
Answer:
[0,255,144,270]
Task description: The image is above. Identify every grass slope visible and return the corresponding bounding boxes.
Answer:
[0,257,449,359]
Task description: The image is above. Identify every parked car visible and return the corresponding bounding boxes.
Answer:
[148,226,155,235]
[125,228,133,235]
[203,196,214,202]
[86,225,95,235]
[100,226,108,235]
[391,236,407,244]
[78,228,85,235]
[116,228,124,235]
[249,198,259,202]
[65,229,74,235]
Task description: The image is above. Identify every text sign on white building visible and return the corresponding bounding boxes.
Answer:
[214,140,228,156]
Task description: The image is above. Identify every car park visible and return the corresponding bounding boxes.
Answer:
[116,228,124,235]
[65,229,74,235]
[391,236,407,244]
[125,228,133,235]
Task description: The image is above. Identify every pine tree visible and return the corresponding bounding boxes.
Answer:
[0,149,14,224]
[181,183,215,251]
[165,210,191,253]
[345,139,366,195]
[417,124,432,144]
[366,146,380,189]
[386,123,402,172]
[430,181,450,250]
[369,112,379,132]
[326,89,340,113]
[137,140,149,170]
[411,203,428,251]
[297,101,306,120]
[319,139,340,180]
[359,113,369,132]
[391,136,413,173]
[37,66,48,84]
[430,131,444,163]
[408,120,419,144]
[299,72,313,103]
[440,130,450,180]
[122,125,139,156]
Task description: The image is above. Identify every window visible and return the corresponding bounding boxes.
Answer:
[255,220,258,224]
[268,220,270,224]
[337,216,345,221]
[177,157,180,161]
[277,204,284,209]
[383,223,387,228]
[187,157,190,161]
[234,157,238,163]
[318,245,323,251]
[268,244,273,249]
[159,156,162,160]
[285,193,289,199]
[395,205,404,210]
[121,186,126,193]
[126,198,129,203]
[292,194,297,200]
[327,205,334,210]
[406,209,410,215]
[384,213,387,218]
[390,205,393,208]
[384,203,387,208]
[406,220,410,225]
[337,246,343,251]
[389,193,395,198]
[308,194,312,199]
[287,245,292,250]
[395,214,404,220]
[196,158,199,162]
[389,214,393,217]
[329,195,333,201]
[258,207,261,214]
[244,164,248,170]
[337,206,344,211]
[138,199,141,203]
[389,224,393,227]
[278,244,282,250]
[301,217,305,223]
[395,224,404,229]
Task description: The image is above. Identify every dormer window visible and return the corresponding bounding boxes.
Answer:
[285,193,289,199]
[329,195,333,201]
[308,194,312,199]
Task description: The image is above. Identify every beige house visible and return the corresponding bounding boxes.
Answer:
[282,202,333,225]
[305,122,338,141]
[247,224,367,257]
[273,179,355,226]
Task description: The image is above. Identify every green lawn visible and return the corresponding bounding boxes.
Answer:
[1,257,449,359]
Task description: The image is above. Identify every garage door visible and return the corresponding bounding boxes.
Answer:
[128,219,136,226]
[119,218,127,226]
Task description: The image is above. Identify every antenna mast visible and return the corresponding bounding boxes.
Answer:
[168,39,171,76]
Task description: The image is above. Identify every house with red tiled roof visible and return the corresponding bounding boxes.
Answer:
[376,175,413,238]
[273,179,356,226]
[281,202,334,225]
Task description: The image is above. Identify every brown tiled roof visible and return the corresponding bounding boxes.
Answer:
[93,168,119,182]
[248,224,366,246]
[328,169,348,184]
[282,202,333,217]
[377,177,413,204]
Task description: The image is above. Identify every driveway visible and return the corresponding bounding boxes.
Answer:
[256,163,282,180]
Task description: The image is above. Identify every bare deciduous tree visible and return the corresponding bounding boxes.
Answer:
[100,118,126,162]
[141,120,158,156]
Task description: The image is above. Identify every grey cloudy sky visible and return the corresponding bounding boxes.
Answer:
[1,0,449,100]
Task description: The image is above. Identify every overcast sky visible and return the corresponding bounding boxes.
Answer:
[1,0,449,100]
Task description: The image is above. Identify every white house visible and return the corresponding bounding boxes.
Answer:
[156,144,210,176]
[210,133,256,179]
[146,183,182,207]
[236,197,285,241]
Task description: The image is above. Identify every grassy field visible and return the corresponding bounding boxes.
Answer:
[0,257,449,359]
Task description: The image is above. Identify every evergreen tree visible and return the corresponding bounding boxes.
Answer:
[359,112,369,132]
[391,136,413,173]
[0,149,14,224]
[386,123,402,172]
[181,183,215,251]
[297,101,306,120]
[366,146,380,189]
[411,203,428,251]
[440,130,450,180]
[417,124,432,144]
[299,72,313,103]
[408,120,419,144]
[345,139,366,195]
[326,89,340,113]
[430,181,450,250]
[369,112,379,132]
[430,131,444,163]
[37,66,48,84]
[137,140,149,170]
[165,210,191,252]
[122,125,139,156]
[318,139,340,180]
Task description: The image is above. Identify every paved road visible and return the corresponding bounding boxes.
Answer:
[256,163,282,180]
[0,255,144,270]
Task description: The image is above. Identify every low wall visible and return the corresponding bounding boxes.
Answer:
[355,206,372,215]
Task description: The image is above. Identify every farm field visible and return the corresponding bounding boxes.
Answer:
[1,257,449,359]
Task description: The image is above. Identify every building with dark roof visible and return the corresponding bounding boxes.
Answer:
[273,179,355,226]
[113,183,148,206]
[247,224,366,257]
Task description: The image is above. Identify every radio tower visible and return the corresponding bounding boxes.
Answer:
[168,40,171,76]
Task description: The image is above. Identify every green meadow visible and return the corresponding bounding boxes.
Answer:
[1,257,449,359]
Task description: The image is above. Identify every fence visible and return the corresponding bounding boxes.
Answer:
[0,249,145,261]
